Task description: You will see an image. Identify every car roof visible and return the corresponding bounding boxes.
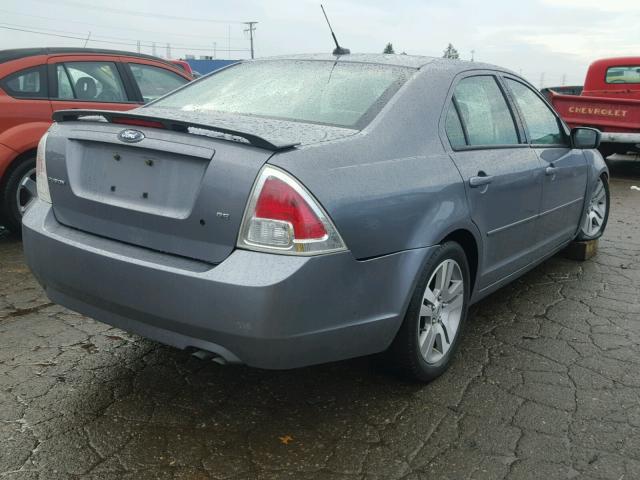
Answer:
[253,53,512,74]
[0,47,177,68]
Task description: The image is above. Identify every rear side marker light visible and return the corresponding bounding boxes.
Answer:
[238,166,346,255]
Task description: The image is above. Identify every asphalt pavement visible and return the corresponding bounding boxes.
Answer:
[1,159,639,479]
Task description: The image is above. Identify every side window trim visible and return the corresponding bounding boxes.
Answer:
[501,74,570,148]
[116,61,143,103]
[446,73,529,152]
[451,96,470,146]
[46,63,57,98]
[493,74,528,144]
[61,64,77,99]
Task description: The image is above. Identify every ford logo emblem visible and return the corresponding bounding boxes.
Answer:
[118,129,145,143]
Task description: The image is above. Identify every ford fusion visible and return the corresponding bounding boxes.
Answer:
[22,54,609,381]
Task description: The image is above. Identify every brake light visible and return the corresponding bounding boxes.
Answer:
[238,166,346,255]
[255,177,327,240]
[112,118,166,129]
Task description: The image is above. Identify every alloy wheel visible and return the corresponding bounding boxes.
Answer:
[17,167,37,215]
[417,259,464,364]
[581,177,607,238]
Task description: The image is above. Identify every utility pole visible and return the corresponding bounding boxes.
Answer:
[137,40,141,54]
[561,74,567,86]
[152,42,157,57]
[244,21,257,59]
[166,43,172,59]
[83,31,91,48]
[539,72,545,89]
[470,49,475,62]
[213,42,217,59]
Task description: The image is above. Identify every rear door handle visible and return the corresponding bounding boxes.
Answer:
[545,166,558,176]
[469,174,494,188]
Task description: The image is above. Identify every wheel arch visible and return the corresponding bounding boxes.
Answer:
[0,147,37,190]
[439,228,480,298]
[0,121,50,179]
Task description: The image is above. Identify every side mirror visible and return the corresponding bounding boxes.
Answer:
[571,127,601,149]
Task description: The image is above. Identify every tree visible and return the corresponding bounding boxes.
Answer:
[442,43,460,60]
[383,43,395,54]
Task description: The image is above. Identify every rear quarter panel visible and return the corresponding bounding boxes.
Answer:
[0,54,53,174]
[270,68,477,260]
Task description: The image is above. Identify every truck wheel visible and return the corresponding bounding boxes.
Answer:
[0,156,37,234]
[598,144,616,159]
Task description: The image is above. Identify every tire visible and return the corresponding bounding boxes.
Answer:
[599,143,639,159]
[0,156,37,234]
[577,175,610,241]
[598,144,616,160]
[388,241,471,382]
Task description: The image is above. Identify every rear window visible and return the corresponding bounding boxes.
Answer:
[150,60,412,128]
[606,66,640,84]
[1,66,47,98]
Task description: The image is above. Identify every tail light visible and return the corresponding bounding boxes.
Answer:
[238,166,346,255]
[35,132,51,204]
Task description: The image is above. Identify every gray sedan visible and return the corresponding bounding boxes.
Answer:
[22,54,609,382]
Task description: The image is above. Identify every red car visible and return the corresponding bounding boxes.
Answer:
[0,48,192,232]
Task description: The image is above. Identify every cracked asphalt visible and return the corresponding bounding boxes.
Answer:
[1,160,640,480]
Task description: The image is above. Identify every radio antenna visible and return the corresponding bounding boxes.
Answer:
[321,4,350,55]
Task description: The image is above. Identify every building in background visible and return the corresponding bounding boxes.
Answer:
[183,58,238,76]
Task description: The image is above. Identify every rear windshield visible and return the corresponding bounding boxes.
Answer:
[150,60,412,128]
[606,66,640,84]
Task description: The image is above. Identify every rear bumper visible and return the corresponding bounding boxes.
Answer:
[23,201,432,369]
[600,131,640,145]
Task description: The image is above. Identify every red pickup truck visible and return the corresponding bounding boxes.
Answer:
[549,57,640,158]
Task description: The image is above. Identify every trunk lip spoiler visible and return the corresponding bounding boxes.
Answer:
[52,109,300,151]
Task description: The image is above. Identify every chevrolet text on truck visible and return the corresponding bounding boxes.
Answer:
[549,57,640,158]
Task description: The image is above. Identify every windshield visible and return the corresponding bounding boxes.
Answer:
[150,60,412,128]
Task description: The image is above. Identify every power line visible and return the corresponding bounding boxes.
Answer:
[0,9,246,41]
[0,25,251,53]
[0,21,242,50]
[31,0,246,24]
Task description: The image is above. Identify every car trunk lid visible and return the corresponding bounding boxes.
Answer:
[46,121,277,264]
[45,109,357,264]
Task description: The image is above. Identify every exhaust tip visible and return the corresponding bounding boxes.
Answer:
[191,349,228,365]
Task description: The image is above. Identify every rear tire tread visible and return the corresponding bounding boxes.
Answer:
[388,241,471,383]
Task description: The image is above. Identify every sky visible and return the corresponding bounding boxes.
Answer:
[1,0,639,88]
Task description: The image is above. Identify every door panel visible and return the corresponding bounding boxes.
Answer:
[450,148,543,289]
[444,74,544,290]
[536,148,588,247]
[503,77,588,250]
